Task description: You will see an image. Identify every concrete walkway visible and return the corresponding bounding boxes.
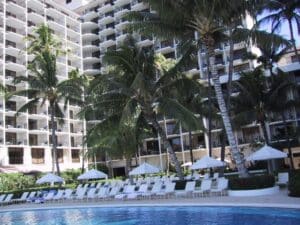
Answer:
[0,189,299,212]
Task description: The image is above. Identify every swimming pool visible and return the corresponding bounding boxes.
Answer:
[0,206,299,225]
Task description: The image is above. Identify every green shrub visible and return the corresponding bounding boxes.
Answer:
[229,174,275,190]
[0,173,36,192]
[60,169,81,184]
[174,180,186,190]
[288,170,300,197]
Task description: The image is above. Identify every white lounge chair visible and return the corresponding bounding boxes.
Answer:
[115,185,135,200]
[26,192,37,202]
[53,190,65,201]
[13,192,29,203]
[44,192,55,201]
[193,179,212,197]
[211,178,228,196]
[276,172,289,186]
[75,188,87,200]
[0,194,6,202]
[63,189,74,200]
[156,182,176,199]
[1,194,13,205]
[142,182,162,199]
[213,173,219,179]
[97,187,109,200]
[175,181,195,198]
[108,186,120,199]
[127,184,148,200]
[86,188,97,200]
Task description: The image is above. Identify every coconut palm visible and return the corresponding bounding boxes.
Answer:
[83,37,202,180]
[129,0,250,177]
[246,31,292,76]
[258,0,300,62]
[9,25,82,175]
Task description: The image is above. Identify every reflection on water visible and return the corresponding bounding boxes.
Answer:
[0,207,299,225]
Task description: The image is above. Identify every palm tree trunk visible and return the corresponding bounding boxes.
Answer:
[281,113,295,170]
[148,115,184,180]
[260,120,270,145]
[188,130,194,163]
[288,19,300,62]
[226,28,234,108]
[50,105,60,175]
[206,54,213,157]
[220,129,226,177]
[206,43,249,178]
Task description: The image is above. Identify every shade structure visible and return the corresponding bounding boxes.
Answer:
[191,156,226,170]
[129,162,160,176]
[246,145,287,161]
[77,169,108,180]
[36,173,64,184]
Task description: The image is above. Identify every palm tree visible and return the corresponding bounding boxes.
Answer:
[258,0,300,62]
[9,25,82,175]
[128,0,250,177]
[246,31,292,76]
[83,37,202,180]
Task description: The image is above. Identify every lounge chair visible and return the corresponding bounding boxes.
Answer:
[53,190,65,201]
[175,181,195,198]
[213,173,219,179]
[156,182,176,199]
[63,189,74,200]
[44,192,55,201]
[107,186,120,199]
[127,184,149,200]
[86,188,97,200]
[26,192,37,202]
[13,192,29,203]
[1,194,13,205]
[0,194,7,203]
[115,185,135,200]
[276,172,289,186]
[211,178,228,196]
[193,179,212,197]
[96,187,109,200]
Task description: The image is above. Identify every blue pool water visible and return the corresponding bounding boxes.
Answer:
[0,206,299,225]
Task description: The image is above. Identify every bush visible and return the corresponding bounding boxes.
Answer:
[229,174,275,190]
[0,173,36,192]
[288,170,300,197]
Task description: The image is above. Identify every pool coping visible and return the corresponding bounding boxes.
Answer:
[0,201,300,213]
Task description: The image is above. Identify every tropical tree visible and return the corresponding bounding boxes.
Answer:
[246,31,292,76]
[128,0,249,177]
[258,0,300,62]
[9,25,82,175]
[83,37,202,180]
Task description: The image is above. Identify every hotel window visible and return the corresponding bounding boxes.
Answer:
[71,149,80,163]
[29,134,38,145]
[57,149,64,163]
[8,147,23,164]
[31,148,45,164]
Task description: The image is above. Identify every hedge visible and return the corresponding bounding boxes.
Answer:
[229,174,275,190]
[288,169,300,197]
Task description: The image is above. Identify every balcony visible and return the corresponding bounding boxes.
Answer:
[131,0,148,11]
[99,27,115,37]
[5,60,26,72]
[82,33,99,41]
[81,21,98,30]
[114,8,130,19]
[114,0,131,7]
[115,20,129,31]
[82,10,98,21]
[98,3,113,14]
[6,16,26,29]
[28,0,44,11]
[137,38,153,47]
[98,15,114,25]
[6,1,25,15]
[100,39,116,49]
[27,11,44,25]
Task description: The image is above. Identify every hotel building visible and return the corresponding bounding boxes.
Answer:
[0,0,85,173]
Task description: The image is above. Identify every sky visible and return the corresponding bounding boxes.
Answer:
[258,13,300,46]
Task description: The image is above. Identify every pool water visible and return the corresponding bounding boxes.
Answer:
[0,206,299,225]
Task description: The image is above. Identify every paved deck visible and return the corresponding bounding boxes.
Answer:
[0,189,299,212]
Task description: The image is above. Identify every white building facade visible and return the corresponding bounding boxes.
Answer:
[0,0,85,173]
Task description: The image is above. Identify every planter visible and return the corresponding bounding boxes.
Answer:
[228,186,279,197]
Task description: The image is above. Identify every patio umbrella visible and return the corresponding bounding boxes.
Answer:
[191,156,226,170]
[129,162,160,176]
[246,145,287,161]
[181,162,192,167]
[77,169,108,180]
[36,173,64,185]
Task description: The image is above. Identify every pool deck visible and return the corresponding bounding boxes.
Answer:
[1,189,299,212]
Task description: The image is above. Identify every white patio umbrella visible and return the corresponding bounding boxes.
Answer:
[191,156,226,170]
[129,162,160,176]
[36,173,64,185]
[181,162,192,167]
[77,169,108,180]
[246,145,287,161]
